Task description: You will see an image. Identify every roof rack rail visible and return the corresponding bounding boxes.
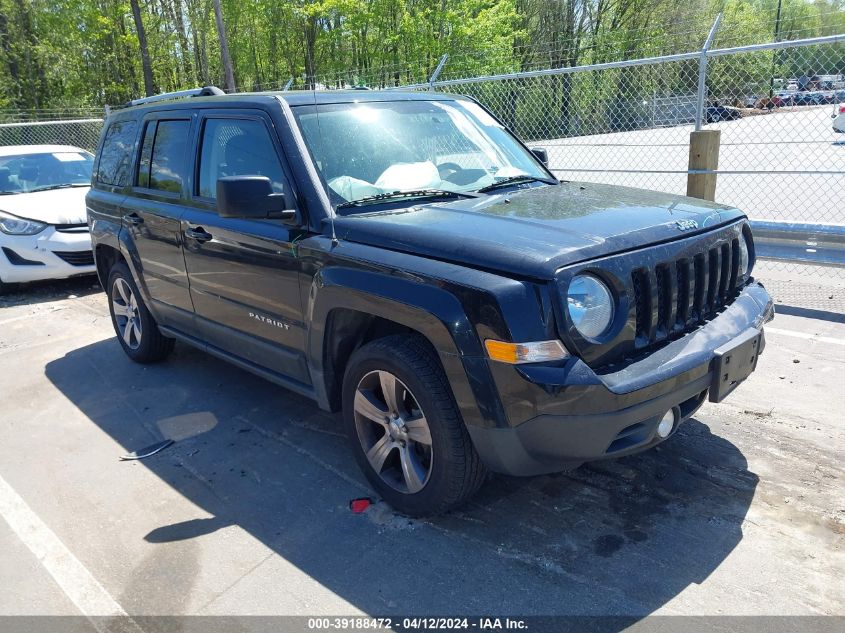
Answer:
[127,86,225,108]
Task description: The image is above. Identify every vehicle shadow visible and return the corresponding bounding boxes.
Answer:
[45,338,758,619]
[0,275,100,308]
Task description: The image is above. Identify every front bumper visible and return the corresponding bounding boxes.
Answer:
[467,281,774,476]
[0,227,95,284]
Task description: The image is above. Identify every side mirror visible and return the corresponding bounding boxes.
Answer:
[216,176,295,220]
[531,147,549,165]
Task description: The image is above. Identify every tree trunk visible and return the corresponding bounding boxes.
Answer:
[130,0,155,96]
[12,0,48,108]
[303,17,317,89]
[213,0,236,92]
[172,0,195,85]
[0,11,21,90]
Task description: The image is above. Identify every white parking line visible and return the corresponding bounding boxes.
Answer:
[765,327,845,345]
[0,473,142,631]
[765,326,845,347]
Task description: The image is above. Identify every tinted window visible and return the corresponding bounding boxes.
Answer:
[198,118,286,199]
[150,120,190,193]
[136,122,156,189]
[97,120,137,186]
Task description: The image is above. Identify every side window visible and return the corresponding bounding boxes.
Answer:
[136,121,156,189]
[150,120,190,193]
[97,120,137,186]
[197,118,287,200]
[136,119,190,193]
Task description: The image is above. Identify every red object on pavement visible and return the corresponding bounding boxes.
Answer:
[350,498,372,513]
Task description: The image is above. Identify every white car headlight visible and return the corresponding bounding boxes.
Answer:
[567,274,615,339]
[0,210,47,235]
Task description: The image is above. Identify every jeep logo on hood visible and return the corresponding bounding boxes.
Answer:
[675,219,699,232]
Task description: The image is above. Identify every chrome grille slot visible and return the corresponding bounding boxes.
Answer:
[719,242,731,300]
[632,268,651,342]
[655,263,671,339]
[693,253,706,321]
[706,247,719,314]
[675,259,690,328]
[729,238,740,293]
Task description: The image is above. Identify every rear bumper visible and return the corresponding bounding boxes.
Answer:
[468,281,773,476]
[0,227,95,284]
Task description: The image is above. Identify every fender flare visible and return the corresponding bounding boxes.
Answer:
[307,266,507,429]
[91,217,157,312]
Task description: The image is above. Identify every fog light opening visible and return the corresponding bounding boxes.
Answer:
[657,409,677,439]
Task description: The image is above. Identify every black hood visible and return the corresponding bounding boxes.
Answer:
[329,181,746,279]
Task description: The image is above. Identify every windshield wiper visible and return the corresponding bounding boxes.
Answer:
[27,183,89,193]
[337,189,477,210]
[476,175,557,193]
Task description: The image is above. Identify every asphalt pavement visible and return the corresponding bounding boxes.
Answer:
[0,272,842,624]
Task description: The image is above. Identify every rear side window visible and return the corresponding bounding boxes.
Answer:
[197,118,286,199]
[97,120,137,186]
[136,119,190,194]
[137,122,156,189]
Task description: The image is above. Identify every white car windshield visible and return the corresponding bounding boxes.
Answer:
[0,151,93,194]
[292,99,551,208]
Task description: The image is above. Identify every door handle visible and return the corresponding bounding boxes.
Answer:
[185,227,213,243]
[122,212,143,226]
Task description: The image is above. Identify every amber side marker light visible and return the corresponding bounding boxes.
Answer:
[484,339,569,364]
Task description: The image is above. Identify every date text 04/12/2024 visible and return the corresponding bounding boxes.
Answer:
[306,617,529,630]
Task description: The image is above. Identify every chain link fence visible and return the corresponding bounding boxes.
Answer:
[0,118,103,152]
[411,38,843,224]
[0,22,842,278]
[387,29,843,277]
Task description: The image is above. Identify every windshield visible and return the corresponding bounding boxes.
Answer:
[0,150,93,194]
[292,99,551,208]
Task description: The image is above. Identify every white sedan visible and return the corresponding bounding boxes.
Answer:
[0,145,95,293]
[834,104,845,133]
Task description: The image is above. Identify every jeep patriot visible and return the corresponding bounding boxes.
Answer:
[87,87,774,515]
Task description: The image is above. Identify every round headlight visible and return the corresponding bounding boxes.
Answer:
[567,274,614,339]
[738,235,750,276]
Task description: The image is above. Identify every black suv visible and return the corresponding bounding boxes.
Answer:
[87,88,774,515]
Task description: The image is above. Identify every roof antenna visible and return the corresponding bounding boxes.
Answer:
[310,78,338,247]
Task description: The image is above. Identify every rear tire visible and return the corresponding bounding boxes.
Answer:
[107,262,174,363]
[342,335,486,516]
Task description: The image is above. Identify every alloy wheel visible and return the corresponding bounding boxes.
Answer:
[353,370,433,494]
[112,278,142,350]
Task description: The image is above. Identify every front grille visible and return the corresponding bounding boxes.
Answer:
[631,237,741,347]
[53,250,94,267]
[54,223,89,234]
[557,220,748,368]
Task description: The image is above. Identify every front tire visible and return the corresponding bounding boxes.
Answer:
[342,335,486,516]
[107,262,174,363]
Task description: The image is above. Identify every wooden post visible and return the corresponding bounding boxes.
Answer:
[687,129,721,201]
